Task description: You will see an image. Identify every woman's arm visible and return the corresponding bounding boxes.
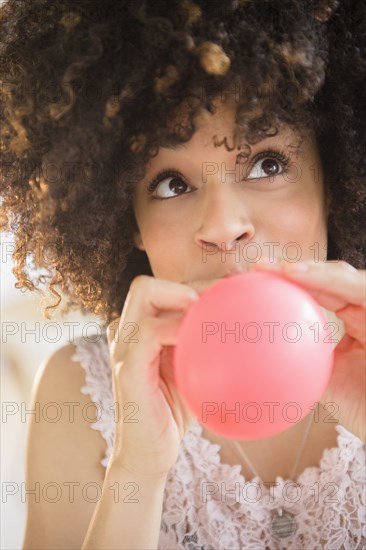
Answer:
[81,462,167,550]
[22,344,110,549]
[23,343,169,550]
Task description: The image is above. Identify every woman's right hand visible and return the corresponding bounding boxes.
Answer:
[106,275,219,479]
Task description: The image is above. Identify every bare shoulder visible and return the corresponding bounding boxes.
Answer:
[33,341,92,396]
[23,342,109,549]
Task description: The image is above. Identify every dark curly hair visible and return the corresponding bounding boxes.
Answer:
[1,0,365,326]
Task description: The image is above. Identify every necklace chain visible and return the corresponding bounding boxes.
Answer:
[228,413,314,540]
[229,412,314,483]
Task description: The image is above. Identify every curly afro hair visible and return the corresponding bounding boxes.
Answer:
[1,0,365,326]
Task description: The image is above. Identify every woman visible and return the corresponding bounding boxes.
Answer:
[1,0,365,547]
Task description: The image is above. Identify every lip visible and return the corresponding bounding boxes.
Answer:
[223,268,248,278]
[222,272,239,278]
[181,269,248,284]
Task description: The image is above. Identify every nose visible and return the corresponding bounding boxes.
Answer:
[195,182,255,252]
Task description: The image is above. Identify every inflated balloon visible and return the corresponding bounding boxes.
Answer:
[173,271,334,439]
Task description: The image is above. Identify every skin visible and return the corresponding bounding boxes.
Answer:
[131,99,365,483]
[132,101,328,283]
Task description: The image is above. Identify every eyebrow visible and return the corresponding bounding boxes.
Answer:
[163,138,238,152]
[161,133,304,155]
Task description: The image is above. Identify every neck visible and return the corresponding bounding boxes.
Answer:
[202,401,338,455]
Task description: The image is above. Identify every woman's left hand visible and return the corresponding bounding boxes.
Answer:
[249,259,366,442]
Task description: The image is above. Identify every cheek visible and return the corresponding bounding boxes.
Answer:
[142,213,179,248]
[261,194,327,258]
[139,215,185,276]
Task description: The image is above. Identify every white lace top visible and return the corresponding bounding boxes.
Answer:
[71,332,366,549]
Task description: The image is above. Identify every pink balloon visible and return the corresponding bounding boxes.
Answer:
[173,271,334,439]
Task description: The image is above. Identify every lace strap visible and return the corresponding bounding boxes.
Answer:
[71,332,115,468]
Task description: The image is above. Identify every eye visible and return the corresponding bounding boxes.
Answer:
[246,149,290,180]
[145,170,193,200]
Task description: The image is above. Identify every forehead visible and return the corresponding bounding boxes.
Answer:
[152,114,306,165]
[163,96,308,155]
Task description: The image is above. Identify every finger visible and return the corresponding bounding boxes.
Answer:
[113,315,187,381]
[251,260,366,309]
[106,316,121,347]
[295,287,349,311]
[119,275,199,327]
[335,304,366,344]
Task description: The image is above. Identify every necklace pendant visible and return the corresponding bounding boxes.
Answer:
[271,507,297,539]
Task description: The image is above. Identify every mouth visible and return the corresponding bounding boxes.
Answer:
[181,269,248,285]
[222,270,246,278]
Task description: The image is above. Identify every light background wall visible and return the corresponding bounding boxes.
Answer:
[1,231,102,549]
[1,1,106,546]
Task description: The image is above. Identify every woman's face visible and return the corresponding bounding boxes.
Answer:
[132,101,328,284]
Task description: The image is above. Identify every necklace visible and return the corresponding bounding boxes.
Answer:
[229,413,313,540]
